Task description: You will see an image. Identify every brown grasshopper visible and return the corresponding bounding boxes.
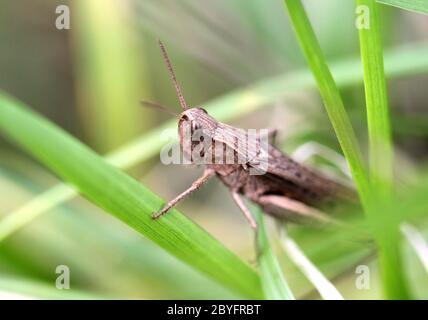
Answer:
[150,40,357,229]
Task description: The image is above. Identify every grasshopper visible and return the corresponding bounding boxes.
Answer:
[150,40,357,229]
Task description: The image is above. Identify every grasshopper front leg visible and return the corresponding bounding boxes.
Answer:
[152,168,216,219]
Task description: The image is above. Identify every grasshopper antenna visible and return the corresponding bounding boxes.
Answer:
[158,39,188,110]
[140,100,178,117]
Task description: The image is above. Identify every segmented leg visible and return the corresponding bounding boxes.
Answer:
[257,194,340,226]
[152,168,216,219]
[230,191,258,229]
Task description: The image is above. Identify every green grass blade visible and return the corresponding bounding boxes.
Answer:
[279,228,344,300]
[252,207,294,300]
[71,0,150,151]
[0,166,240,299]
[377,0,428,14]
[356,0,409,299]
[0,276,104,300]
[0,125,166,241]
[0,93,262,299]
[401,224,428,275]
[1,44,427,241]
[357,0,393,197]
[0,185,75,241]
[283,0,371,209]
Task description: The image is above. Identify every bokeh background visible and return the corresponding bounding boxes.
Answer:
[0,0,428,299]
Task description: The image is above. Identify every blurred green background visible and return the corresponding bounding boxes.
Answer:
[0,0,427,299]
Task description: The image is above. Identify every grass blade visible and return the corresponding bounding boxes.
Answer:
[279,227,344,300]
[377,0,428,14]
[0,185,74,241]
[356,0,409,299]
[0,93,262,299]
[71,0,150,151]
[401,223,428,274]
[0,276,104,300]
[283,0,371,209]
[252,206,294,300]
[357,0,393,197]
[1,44,427,241]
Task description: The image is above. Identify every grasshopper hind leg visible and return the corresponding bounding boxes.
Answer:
[257,195,338,226]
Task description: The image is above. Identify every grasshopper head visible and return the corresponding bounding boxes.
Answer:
[178,107,215,163]
[178,107,214,137]
[179,107,208,127]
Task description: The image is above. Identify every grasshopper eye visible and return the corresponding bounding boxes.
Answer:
[181,114,189,121]
[191,120,198,131]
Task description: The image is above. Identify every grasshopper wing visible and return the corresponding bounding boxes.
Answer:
[262,145,357,205]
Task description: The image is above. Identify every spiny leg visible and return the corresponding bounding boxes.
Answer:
[152,168,215,219]
[257,195,340,226]
[230,191,258,229]
[268,196,361,239]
